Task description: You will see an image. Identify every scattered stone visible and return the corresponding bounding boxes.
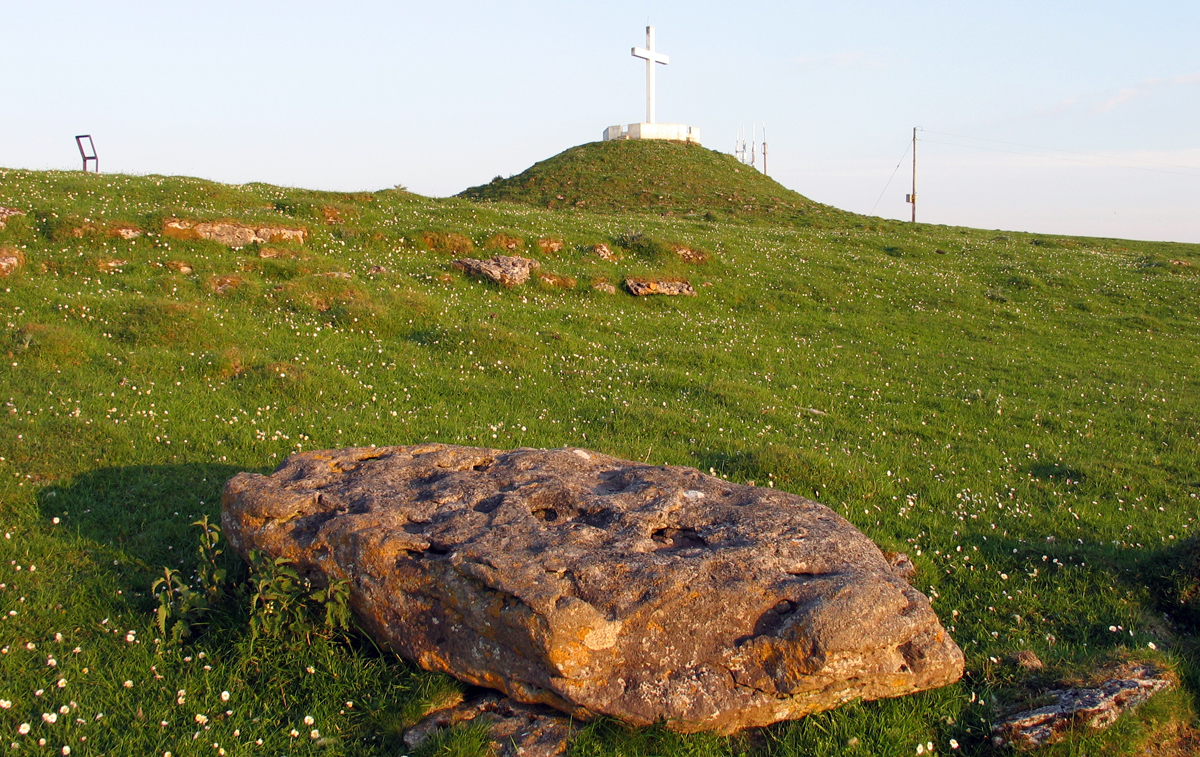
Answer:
[109,225,142,240]
[537,237,564,254]
[315,271,352,279]
[0,207,25,228]
[96,258,128,272]
[222,444,964,734]
[592,280,617,294]
[165,260,193,274]
[0,246,24,276]
[538,273,576,289]
[592,243,619,261]
[404,691,577,757]
[1013,650,1044,671]
[321,206,343,224]
[208,275,242,294]
[368,265,387,274]
[258,247,297,259]
[991,664,1171,750]
[162,218,306,248]
[625,277,696,296]
[453,256,541,288]
[1172,259,1192,267]
[935,249,948,255]
[804,407,827,417]
[672,244,709,263]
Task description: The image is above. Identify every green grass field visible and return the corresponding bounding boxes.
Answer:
[1,142,1199,756]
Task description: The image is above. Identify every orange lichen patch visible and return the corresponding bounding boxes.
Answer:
[163,218,307,248]
[537,237,564,254]
[207,275,243,294]
[108,225,142,240]
[96,257,128,273]
[484,233,525,251]
[0,245,25,276]
[538,273,576,289]
[162,219,201,241]
[164,260,193,274]
[422,231,475,254]
[671,244,710,264]
[321,206,344,224]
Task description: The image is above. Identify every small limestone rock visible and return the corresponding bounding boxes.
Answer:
[162,218,306,248]
[165,260,193,274]
[96,258,128,272]
[537,237,564,254]
[109,225,142,240]
[625,278,696,296]
[592,243,619,261]
[208,275,242,294]
[991,664,1171,749]
[0,207,25,229]
[1013,650,1044,671]
[452,256,541,287]
[671,244,709,263]
[404,692,577,757]
[222,444,964,735]
[0,246,25,276]
[592,280,617,294]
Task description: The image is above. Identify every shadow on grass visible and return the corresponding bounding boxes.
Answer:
[35,462,258,583]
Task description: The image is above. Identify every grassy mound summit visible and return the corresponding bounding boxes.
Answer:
[459,139,849,225]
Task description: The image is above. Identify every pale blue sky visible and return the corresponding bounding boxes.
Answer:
[3,1,1199,241]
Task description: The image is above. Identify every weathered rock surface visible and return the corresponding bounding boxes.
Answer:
[222,444,963,734]
[404,691,576,757]
[0,246,25,276]
[0,207,26,229]
[453,256,541,287]
[162,218,306,247]
[992,664,1171,749]
[625,277,696,296]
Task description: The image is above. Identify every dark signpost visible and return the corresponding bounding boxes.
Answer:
[75,135,98,173]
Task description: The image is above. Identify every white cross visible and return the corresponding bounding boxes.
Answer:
[631,26,669,124]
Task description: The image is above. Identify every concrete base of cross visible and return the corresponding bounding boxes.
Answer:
[603,123,701,145]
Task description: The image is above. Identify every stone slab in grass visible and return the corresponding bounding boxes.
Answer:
[452,255,540,287]
[625,277,696,296]
[222,444,964,734]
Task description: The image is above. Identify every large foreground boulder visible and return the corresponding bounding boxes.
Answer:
[222,444,963,734]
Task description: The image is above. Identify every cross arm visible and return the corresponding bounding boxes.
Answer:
[632,47,669,65]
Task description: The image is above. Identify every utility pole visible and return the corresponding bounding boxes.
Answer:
[909,127,917,223]
[762,126,768,176]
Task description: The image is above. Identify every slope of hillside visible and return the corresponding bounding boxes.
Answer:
[1,165,1200,755]
[458,138,852,225]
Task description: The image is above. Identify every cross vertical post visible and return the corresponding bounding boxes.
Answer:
[631,26,669,123]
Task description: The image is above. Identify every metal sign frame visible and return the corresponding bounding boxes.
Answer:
[75,135,98,173]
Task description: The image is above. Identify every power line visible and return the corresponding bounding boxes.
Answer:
[920,130,1200,177]
[869,140,912,215]
[918,138,1200,179]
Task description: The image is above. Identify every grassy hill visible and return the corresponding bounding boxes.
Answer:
[1,159,1199,756]
[458,138,853,226]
